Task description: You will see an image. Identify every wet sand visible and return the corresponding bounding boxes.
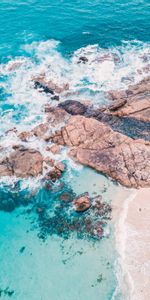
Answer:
[113,188,150,300]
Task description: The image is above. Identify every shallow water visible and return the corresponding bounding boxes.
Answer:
[0,0,150,299]
[0,167,122,300]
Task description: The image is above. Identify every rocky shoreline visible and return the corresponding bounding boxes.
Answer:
[0,75,150,188]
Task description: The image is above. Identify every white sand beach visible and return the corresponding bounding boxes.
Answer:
[113,188,150,300]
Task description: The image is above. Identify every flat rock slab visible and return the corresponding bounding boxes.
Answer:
[52,115,150,188]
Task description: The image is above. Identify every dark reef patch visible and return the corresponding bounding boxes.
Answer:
[0,287,14,297]
[0,179,111,242]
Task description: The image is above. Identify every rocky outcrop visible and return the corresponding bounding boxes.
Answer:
[0,148,43,178]
[52,115,150,188]
[107,77,150,122]
[54,100,150,142]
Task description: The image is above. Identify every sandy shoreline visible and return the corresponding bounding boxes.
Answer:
[112,187,150,300]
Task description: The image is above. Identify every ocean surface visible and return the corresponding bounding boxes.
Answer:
[0,1,150,299]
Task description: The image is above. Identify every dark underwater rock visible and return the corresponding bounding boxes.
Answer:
[19,246,26,253]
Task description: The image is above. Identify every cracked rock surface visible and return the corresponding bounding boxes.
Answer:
[107,77,150,122]
[52,115,150,188]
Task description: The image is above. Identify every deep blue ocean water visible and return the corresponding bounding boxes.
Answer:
[0,0,150,59]
[0,1,150,299]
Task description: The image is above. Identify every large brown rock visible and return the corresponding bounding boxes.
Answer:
[53,115,150,188]
[107,77,150,122]
[0,148,43,178]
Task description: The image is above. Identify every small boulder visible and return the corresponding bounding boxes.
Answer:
[48,144,60,155]
[55,162,65,172]
[45,167,62,182]
[59,100,87,116]
[78,56,88,64]
[18,131,32,142]
[73,193,91,212]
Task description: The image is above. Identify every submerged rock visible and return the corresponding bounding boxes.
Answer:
[60,192,72,202]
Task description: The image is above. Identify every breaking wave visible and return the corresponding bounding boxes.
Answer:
[0,39,150,135]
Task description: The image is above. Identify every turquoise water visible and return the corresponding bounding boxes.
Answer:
[0,1,150,299]
[0,167,122,300]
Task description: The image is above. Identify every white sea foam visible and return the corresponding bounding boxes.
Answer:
[0,39,150,136]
